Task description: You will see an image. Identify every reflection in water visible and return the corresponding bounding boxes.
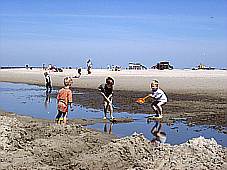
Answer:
[103,122,113,134]
[150,121,167,144]
[44,93,51,110]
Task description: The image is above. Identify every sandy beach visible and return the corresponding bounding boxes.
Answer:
[0,68,227,169]
[0,68,227,93]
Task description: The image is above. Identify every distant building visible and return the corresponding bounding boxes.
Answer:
[152,61,173,70]
[128,62,147,70]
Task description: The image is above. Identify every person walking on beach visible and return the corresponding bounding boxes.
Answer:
[98,77,115,120]
[150,121,167,144]
[86,59,92,74]
[56,77,73,125]
[73,67,82,78]
[44,72,52,93]
[78,67,82,77]
[137,79,167,118]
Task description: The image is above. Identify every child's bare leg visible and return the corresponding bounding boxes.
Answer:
[103,101,108,119]
[157,105,162,115]
[152,105,159,114]
[55,111,62,125]
[63,113,67,125]
[157,102,166,115]
[63,118,67,125]
[151,101,160,115]
[109,103,114,119]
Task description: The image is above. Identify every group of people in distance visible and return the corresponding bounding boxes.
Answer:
[44,72,168,126]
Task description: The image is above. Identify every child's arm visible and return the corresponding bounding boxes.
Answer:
[69,102,73,111]
[136,95,151,104]
[68,90,73,111]
[143,95,151,101]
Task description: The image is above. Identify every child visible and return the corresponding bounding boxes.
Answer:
[98,77,114,120]
[141,79,167,118]
[56,77,73,125]
[44,72,52,93]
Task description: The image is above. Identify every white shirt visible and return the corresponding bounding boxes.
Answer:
[45,75,51,84]
[150,88,167,102]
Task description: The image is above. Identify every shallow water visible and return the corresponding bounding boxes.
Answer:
[0,82,226,146]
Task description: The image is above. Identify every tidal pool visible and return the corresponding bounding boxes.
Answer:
[0,82,226,146]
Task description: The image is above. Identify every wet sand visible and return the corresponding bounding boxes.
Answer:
[72,87,227,131]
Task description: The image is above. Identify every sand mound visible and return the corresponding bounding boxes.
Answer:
[0,113,226,170]
[72,134,226,170]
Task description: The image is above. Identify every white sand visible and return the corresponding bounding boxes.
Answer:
[0,68,227,93]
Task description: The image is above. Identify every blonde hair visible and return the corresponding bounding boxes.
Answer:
[64,77,73,86]
[151,79,159,87]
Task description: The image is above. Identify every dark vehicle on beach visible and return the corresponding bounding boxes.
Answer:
[152,61,173,70]
[57,68,63,72]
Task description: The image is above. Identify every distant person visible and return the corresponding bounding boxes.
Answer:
[42,64,45,70]
[98,77,115,120]
[73,67,82,78]
[56,77,73,125]
[44,72,52,93]
[150,121,167,144]
[86,59,92,74]
[137,79,167,118]
[78,67,82,77]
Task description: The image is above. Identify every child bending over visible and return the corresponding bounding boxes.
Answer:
[98,77,115,120]
[140,80,167,118]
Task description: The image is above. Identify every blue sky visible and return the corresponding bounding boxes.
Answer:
[0,0,227,68]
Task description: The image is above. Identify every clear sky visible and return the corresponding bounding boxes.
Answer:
[0,0,227,68]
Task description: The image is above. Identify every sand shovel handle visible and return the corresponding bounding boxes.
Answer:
[101,92,112,103]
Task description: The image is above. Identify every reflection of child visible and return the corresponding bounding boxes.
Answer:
[151,121,167,144]
[98,77,114,120]
[56,77,73,125]
[44,93,50,110]
[103,122,113,134]
[142,80,167,118]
